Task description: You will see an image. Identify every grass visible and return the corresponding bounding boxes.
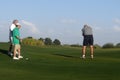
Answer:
[0,43,120,80]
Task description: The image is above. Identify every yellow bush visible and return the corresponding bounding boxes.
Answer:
[22,38,44,46]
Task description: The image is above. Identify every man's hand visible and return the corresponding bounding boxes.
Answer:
[20,39,22,43]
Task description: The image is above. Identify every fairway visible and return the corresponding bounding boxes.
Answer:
[0,43,120,80]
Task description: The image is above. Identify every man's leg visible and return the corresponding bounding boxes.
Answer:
[13,45,19,60]
[89,35,94,59]
[18,45,23,59]
[18,49,20,57]
[82,46,86,58]
[9,44,12,52]
[90,45,94,59]
[8,44,13,56]
[8,37,13,52]
[13,47,16,58]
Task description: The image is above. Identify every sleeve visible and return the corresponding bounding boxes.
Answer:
[82,28,85,36]
[10,24,16,31]
[13,29,17,37]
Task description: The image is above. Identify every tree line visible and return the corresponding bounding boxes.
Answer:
[102,43,120,48]
[22,37,120,48]
[22,37,61,46]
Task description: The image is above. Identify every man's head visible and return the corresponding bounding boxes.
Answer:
[16,23,21,29]
[84,24,88,28]
[13,20,18,25]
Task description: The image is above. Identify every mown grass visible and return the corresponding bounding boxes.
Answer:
[0,43,120,80]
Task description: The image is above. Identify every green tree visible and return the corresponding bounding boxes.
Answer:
[116,43,120,48]
[27,36,33,39]
[44,38,52,45]
[102,43,114,48]
[39,38,44,42]
[53,39,61,45]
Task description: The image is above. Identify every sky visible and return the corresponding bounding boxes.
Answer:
[0,0,120,45]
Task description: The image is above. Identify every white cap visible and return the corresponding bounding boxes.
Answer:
[16,23,21,25]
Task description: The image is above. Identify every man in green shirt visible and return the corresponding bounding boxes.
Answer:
[13,23,23,60]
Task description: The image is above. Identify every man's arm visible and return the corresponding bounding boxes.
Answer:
[82,32,85,36]
[15,36,20,40]
[82,28,85,36]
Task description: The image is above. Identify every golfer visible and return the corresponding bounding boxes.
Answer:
[81,24,94,59]
[8,20,19,56]
[13,23,23,60]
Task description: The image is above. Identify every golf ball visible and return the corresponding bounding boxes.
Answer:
[26,58,29,60]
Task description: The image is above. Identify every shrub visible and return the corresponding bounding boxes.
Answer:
[94,44,101,49]
[44,38,52,45]
[116,43,120,48]
[53,39,61,45]
[102,43,114,48]
[22,38,44,46]
[70,44,82,47]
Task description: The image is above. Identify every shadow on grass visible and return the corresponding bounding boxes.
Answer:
[53,53,79,58]
[0,49,12,57]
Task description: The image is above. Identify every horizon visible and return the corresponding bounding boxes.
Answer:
[0,0,120,45]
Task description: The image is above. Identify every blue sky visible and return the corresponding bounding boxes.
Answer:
[0,0,120,45]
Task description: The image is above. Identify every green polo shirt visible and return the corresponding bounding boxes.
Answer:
[13,27,20,45]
